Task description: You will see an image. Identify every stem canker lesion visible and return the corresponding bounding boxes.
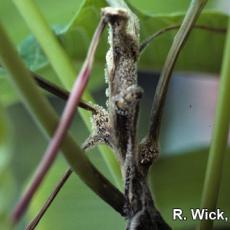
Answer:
[3,0,209,228]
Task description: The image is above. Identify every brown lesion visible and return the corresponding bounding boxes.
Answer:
[101,7,170,230]
[82,104,113,150]
[103,8,140,164]
[103,8,139,97]
[139,139,159,166]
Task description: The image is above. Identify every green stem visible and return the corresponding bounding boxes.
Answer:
[198,19,230,230]
[13,0,122,188]
[0,22,125,222]
[13,0,75,90]
[12,16,107,223]
[140,24,226,54]
[148,0,208,142]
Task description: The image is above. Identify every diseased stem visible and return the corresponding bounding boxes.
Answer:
[13,0,122,188]
[106,0,139,37]
[198,19,230,230]
[11,16,108,223]
[129,0,208,228]
[0,22,125,224]
[102,7,171,229]
[147,0,208,143]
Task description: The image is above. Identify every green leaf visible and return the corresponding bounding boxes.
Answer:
[129,0,230,15]
[0,103,15,228]
[28,158,125,230]
[0,0,228,106]
[0,0,85,105]
[60,0,228,73]
[0,102,12,183]
[19,35,47,71]
[0,0,85,44]
[137,12,227,73]
[0,170,16,224]
[151,148,230,229]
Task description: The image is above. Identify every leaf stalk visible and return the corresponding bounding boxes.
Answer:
[198,18,230,230]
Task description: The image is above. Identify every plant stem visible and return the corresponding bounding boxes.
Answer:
[198,19,230,230]
[0,22,125,224]
[12,15,108,224]
[26,168,72,230]
[12,0,74,89]
[13,0,122,188]
[26,140,92,230]
[34,74,97,112]
[147,0,208,142]
[35,76,123,199]
[140,24,226,53]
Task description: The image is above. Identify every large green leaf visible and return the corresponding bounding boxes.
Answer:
[60,0,228,73]
[0,0,229,106]
[27,158,125,230]
[0,103,15,229]
[151,149,230,230]
[130,0,230,15]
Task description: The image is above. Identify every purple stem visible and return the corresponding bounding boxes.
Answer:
[11,17,106,224]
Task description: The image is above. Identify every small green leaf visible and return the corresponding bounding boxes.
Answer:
[28,158,125,230]
[19,35,47,71]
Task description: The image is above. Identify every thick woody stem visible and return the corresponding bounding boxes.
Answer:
[103,7,140,164]
[103,7,170,230]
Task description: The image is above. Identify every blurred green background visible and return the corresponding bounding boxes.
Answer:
[0,0,229,229]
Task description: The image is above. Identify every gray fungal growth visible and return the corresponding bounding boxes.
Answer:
[83,7,171,230]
